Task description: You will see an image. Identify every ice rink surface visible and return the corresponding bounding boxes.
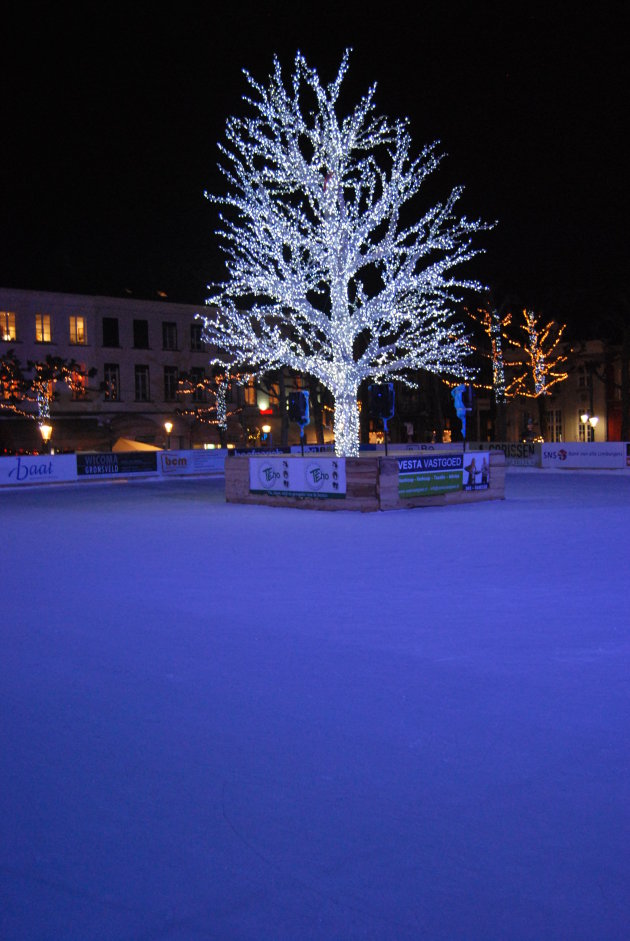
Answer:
[1,469,629,940]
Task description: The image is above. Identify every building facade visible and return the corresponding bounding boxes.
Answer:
[2,287,626,452]
[0,287,232,453]
[501,340,623,444]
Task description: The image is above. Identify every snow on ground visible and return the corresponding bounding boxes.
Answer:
[1,469,629,940]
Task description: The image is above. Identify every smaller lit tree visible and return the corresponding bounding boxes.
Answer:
[506,310,567,398]
[467,303,512,401]
[505,309,568,439]
[466,302,513,439]
[176,366,246,445]
[0,351,95,425]
[0,350,27,414]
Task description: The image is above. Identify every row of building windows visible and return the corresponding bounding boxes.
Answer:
[1,311,206,351]
[97,367,261,406]
[544,408,597,443]
[102,365,209,403]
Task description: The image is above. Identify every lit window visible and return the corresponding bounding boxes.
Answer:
[35,314,52,343]
[1,366,20,400]
[69,316,87,345]
[103,363,120,401]
[244,377,256,405]
[71,367,88,400]
[1,311,17,342]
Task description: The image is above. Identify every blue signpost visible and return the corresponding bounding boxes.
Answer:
[368,383,395,455]
[288,391,310,456]
[451,384,473,447]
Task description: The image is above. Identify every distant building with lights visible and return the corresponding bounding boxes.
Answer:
[1,287,626,452]
[0,287,258,453]
[500,339,624,444]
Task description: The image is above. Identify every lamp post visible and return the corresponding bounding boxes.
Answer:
[580,412,598,441]
[261,423,272,448]
[39,422,52,453]
[164,420,173,450]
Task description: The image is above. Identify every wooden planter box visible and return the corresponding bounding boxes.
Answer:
[225,450,506,512]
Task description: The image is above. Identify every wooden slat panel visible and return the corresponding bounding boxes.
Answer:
[225,451,505,511]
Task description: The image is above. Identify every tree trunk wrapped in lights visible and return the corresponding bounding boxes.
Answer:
[200,51,492,456]
[505,310,568,399]
[506,310,568,441]
[0,350,95,422]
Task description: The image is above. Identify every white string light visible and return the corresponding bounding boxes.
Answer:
[200,50,493,456]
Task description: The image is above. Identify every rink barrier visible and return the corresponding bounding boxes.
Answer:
[356,441,630,469]
[224,451,506,512]
[0,449,226,488]
[2,441,628,490]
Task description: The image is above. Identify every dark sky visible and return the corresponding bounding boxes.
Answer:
[2,3,627,336]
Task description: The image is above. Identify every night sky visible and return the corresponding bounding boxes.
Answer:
[2,4,627,337]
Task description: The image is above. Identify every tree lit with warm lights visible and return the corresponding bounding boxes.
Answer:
[506,310,568,400]
[200,50,492,455]
[0,351,95,423]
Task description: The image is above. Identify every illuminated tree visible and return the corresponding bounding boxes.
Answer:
[200,50,492,456]
[467,302,512,399]
[467,301,512,439]
[0,350,26,413]
[0,350,95,425]
[506,310,568,399]
[506,309,568,439]
[175,366,244,445]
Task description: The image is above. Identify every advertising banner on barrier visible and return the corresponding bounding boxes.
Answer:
[485,442,537,466]
[539,443,627,469]
[398,453,464,497]
[0,454,78,487]
[159,450,227,475]
[249,456,346,497]
[463,452,491,490]
[397,451,490,497]
[76,452,158,477]
[289,444,335,454]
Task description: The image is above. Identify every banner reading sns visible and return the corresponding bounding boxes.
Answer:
[249,457,346,498]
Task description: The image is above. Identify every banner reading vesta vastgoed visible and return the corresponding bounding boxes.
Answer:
[397,451,490,497]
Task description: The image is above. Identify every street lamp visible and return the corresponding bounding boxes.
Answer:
[261,423,272,448]
[164,420,173,450]
[39,423,52,453]
[580,412,598,440]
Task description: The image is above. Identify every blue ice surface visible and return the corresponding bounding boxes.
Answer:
[1,469,629,940]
